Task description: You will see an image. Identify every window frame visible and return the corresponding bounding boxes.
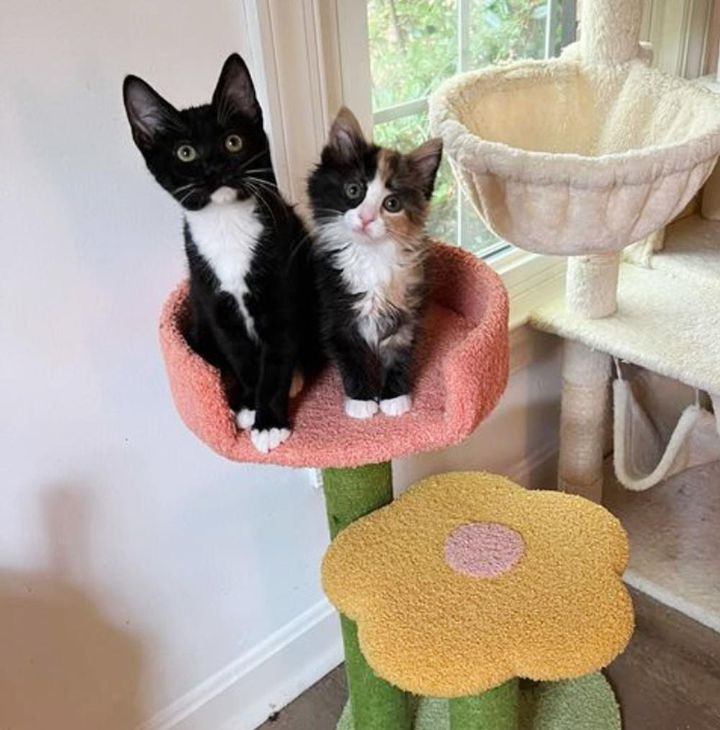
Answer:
[245,0,572,330]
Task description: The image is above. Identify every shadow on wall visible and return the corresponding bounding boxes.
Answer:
[0,488,144,730]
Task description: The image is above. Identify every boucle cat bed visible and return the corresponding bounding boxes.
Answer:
[159,243,509,468]
[325,472,631,729]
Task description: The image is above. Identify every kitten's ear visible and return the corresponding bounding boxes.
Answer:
[407,138,443,199]
[123,75,182,149]
[212,53,261,124]
[328,107,366,159]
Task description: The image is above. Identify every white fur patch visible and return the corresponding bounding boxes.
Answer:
[185,190,263,340]
[251,427,291,453]
[236,408,256,430]
[380,394,412,417]
[317,172,422,349]
[345,398,379,419]
[344,175,388,240]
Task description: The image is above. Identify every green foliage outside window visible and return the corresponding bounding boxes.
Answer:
[367,0,568,251]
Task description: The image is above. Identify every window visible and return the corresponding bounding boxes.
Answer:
[364,0,577,256]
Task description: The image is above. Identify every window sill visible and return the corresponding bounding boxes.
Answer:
[487,247,566,332]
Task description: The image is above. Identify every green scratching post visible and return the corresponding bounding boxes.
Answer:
[322,463,394,539]
[450,680,519,730]
[322,463,412,730]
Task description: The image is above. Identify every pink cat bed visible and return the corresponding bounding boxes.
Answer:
[159,243,509,468]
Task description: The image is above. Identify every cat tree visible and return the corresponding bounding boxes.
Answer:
[159,241,635,729]
[430,0,720,501]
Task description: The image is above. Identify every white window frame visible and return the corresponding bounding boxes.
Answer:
[241,0,712,332]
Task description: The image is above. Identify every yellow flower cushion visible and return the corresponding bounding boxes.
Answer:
[322,472,634,698]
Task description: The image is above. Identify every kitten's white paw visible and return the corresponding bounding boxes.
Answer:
[380,394,412,417]
[251,427,291,453]
[236,408,256,430]
[289,370,304,399]
[345,398,379,419]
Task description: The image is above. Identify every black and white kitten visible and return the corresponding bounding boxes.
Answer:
[307,108,442,419]
[123,54,318,453]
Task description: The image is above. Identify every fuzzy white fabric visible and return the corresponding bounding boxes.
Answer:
[579,0,642,65]
[613,378,720,492]
[531,262,720,394]
[566,253,620,318]
[429,58,720,254]
[636,214,720,285]
[604,459,720,633]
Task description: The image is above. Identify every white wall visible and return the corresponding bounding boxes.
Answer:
[1,2,335,729]
[0,2,562,729]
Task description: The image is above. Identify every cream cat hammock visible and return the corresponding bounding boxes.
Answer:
[430,0,720,498]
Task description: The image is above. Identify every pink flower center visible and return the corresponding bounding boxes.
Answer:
[444,522,525,578]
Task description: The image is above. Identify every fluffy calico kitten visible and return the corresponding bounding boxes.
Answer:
[123,54,318,453]
[307,108,442,419]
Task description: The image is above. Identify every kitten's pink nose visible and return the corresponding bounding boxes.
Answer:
[359,212,376,229]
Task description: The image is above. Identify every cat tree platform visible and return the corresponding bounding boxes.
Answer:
[159,243,509,468]
[429,0,720,499]
[530,255,720,396]
[324,472,634,730]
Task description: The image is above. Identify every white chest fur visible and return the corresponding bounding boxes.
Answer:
[332,237,409,347]
[186,197,263,340]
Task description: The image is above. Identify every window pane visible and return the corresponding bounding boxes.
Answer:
[368,0,457,110]
[367,1,577,256]
[469,0,554,65]
[374,111,458,243]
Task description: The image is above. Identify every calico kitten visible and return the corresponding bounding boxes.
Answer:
[123,54,318,453]
[307,107,442,419]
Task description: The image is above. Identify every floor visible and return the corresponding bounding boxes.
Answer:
[259,589,720,730]
[604,460,720,633]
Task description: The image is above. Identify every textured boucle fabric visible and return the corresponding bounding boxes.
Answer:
[158,243,509,468]
[429,58,720,254]
[322,472,633,698]
[337,674,621,730]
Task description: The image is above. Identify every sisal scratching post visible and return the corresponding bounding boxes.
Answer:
[558,341,611,502]
[323,464,412,730]
[448,680,518,730]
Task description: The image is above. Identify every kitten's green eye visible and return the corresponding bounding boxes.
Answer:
[225,134,243,153]
[176,144,197,163]
[383,195,402,213]
[344,182,364,200]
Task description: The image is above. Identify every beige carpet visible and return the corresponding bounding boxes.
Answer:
[604,459,720,633]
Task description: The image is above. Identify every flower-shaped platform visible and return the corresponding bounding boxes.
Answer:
[159,244,509,468]
[429,59,720,254]
[323,472,634,698]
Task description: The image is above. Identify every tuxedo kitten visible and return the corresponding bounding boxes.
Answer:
[123,54,318,453]
[307,107,442,419]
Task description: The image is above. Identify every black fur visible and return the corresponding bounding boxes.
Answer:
[123,54,319,438]
[307,108,442,412]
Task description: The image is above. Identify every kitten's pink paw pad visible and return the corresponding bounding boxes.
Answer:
[251,427,291,453]
[380,395,412,417]
[236,408,256,430]
[345,399,379,419]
